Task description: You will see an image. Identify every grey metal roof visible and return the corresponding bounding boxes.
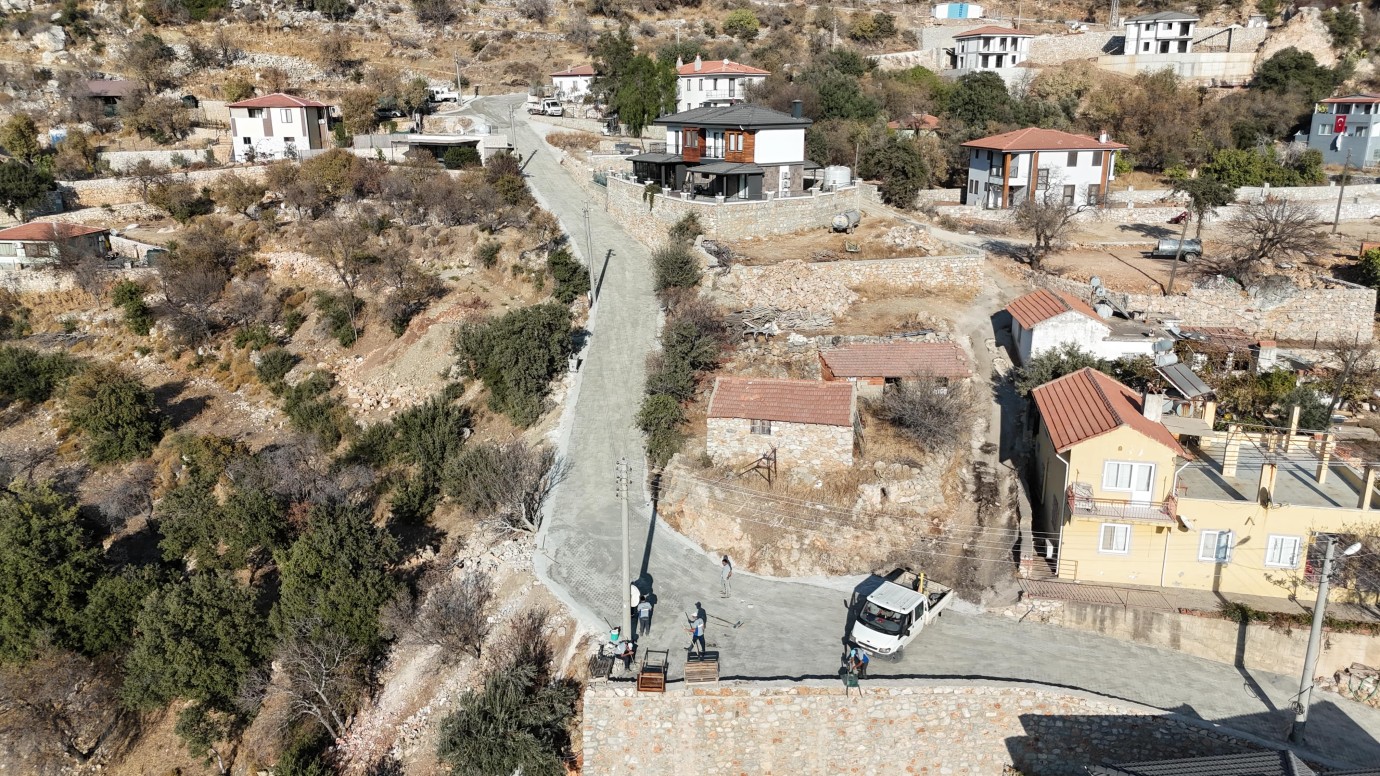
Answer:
[1088,751,1316,776]
[628,152,683,164]
[654,104,812,129]
[689,162,763,175]
[1155,362,1214,400]
[1125,10,1199,21]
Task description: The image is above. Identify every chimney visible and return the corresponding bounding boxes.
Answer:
[676,56,684,68]
[1099,130,1109,144]
[1254,340,1278,373]
[791,99,803,118]
[1141,391,1165,423]
[694,55,702,72]
[723,58,730,66]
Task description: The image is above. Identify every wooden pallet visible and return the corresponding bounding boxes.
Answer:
[685,651,719,684]
[637,650,669,693]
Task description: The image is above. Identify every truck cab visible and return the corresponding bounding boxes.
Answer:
[849,569,952,660]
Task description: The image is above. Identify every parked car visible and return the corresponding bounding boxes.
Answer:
[1149,239,1202,261]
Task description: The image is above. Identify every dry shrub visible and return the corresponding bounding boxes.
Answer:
[546,131,599,152]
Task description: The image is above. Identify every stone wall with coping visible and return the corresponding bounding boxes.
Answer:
[582,681,1285,776]
[999,597,1380,678]
[937,198,1380,225]
[1030,271,1376,344]
[603,175,864,245]
[98,148,221,172]
[0,267,156,294]
[706,416,854,471]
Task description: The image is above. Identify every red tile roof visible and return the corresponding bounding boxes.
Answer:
[0,222,107,241]
[708,377,854,427]
[887,113,941,131]
[551,64,596,77]
[953,25,1033,38]
[677,58,770,76]
[821,342,972,380]
[1321,93,1380,104]
[228,93,329,109]
[1006,289,1102,329]
[962,127,1128,152]
[1031,368,1186,456]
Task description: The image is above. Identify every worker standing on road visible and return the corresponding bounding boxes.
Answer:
[686,613,706,655]
[637,598,652,636]
[720,556,733,598]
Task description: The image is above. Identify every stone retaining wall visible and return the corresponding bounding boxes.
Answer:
[64,166,266,207]
[0,267,156,294]
[1030,271,1376,344]
[98,148,221,172]
[721,254,983,306]
[1001,598,1380,679]
[604,175,864,245]
[582,681,1282,775]
[937,198,1379,225]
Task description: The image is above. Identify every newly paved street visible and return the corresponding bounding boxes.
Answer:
[470,95,1380,765]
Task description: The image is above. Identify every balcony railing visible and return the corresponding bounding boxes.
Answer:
[1067,486,1176,524]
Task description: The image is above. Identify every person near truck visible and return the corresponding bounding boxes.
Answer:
[847,646,870,679]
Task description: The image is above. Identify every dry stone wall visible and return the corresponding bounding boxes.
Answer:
[713,255,983,314]
[706,417,854,471]
[64,166,266,207]
[582,681,1279,776]
[1031,271,1376,344]
[604,175,864,245]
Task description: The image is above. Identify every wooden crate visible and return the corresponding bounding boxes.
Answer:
[637,649,669,693]
[685,651,719,684]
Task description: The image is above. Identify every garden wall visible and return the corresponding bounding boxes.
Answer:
[63,166,266,207]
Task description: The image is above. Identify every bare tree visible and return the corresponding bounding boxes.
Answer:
[161,263,229,345]
[1324,338,1379,420]
[444,440,562,533]
[127,160,170,203]
[869,376,976,454]
[96,462,155,533]
[42,224,107,295]
[411,571,494,660]
[0,652,136,772]
[309,216,375,342]
[1011,184,1087,269]
[1223,198,1328,281]
[274,619,368,741]
[516,0,551,23]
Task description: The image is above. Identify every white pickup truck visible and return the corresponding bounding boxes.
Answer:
[848,568,953,661]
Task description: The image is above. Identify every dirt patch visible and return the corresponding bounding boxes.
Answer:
[727,219,952,265]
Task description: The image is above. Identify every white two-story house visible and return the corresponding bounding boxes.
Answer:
[1122,11,1198,54]
[676,56,769,112]
[550,64,595,102]
[948,26,1033,73]
[631,102,814,201]
[228,93,332,163]
[962,128,1126,209]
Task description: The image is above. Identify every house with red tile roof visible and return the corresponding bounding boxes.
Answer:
[961,128,1126,209]
[0,222,109,269]
[706,377,857,471]
[886,113,941,138]
[228,93,333,162]
[1005,288,1160,365]
[948,26,1033,75]
[819,342,971,396]
[675,56,769,112]
[550,64,596,102]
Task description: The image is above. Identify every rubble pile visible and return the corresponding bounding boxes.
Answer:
[884,225,944,255]
[1317,663,1380,709]
[857,460,947,513]
[727,260,859,314]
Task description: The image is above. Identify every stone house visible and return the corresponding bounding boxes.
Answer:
[675,56,769,112]
[1006,288,1161,365]
[962,127,1125,209]
[819,342,972,398]
[0,222,109,269]
[706,377,857,471]
[550,64,595,102]
[630,103,815,201]
[228,93,332,163]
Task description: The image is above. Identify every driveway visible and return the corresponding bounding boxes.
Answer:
[466,95,1380,766]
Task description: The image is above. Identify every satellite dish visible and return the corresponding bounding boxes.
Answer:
[1177,515,1195,531]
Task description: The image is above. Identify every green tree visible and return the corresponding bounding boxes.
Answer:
[591,27,636,103]
[546,248,590,304]
[0,159,55,218]
[112,280,152,335]
[1165,172,1235,293]
[272,504,399,651]
[611,54,677,139]
[652,242,701,297]
[0,114,41,163]
[1015,344,1106,396]
[944,71,1011,127]
[859,137,929,208]
[0,482,100,662]
[125,33,177,91]
[436,662,577,776]
[0,346,80,406]
[1253,48,1339,103]
[78,566,160,655]
[1357,247,1380,289]
[637,393,686,466]
[62,364,162,464]
[723,9,760,40]
[121,572,266,709]
[1322,8,1362,51]
[1281,384,1330,430]
[814,71,881,121]
[453,303,574,426]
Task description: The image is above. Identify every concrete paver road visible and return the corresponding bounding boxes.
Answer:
[468,95,1380,766]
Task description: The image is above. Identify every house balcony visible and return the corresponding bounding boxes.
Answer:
[1067,484,1177,524]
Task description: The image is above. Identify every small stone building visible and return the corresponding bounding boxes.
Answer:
[706,377,857,471]
[819,342,972,398]
[0,222,109,269]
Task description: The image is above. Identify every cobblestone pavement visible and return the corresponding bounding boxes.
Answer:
[470,96,1380,766]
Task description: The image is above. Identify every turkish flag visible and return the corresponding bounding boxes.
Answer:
[1334,114,1348,134]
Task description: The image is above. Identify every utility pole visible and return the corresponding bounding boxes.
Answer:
[1290,536,1362,744]
[1333,147,1352,235]
[616,458,632,640]
[453,56,462,91]
[583,207,597,305]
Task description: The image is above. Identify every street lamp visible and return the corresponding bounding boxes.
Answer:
[1289,537,1363,745]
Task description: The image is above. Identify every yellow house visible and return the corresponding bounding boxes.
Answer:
[1032,367,1379,602]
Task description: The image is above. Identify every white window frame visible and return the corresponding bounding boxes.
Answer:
[279,109,294,123]
[1318,124,1331,136]
[750,419,772,435]
[1101,461,1155,494]
[1099,523,1131,555]
[1265,535,1302,568]
[1199,530,1234,563]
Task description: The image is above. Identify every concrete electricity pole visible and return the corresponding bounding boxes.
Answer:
[617,458,632,639]
[1290,536,1363,744]
[583,206,597,305]
[1333,148,1353,235]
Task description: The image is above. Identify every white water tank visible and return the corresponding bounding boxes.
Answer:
[822,166,852,190]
